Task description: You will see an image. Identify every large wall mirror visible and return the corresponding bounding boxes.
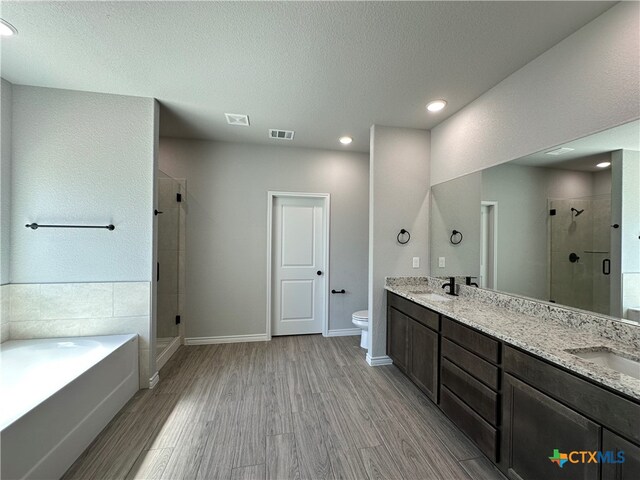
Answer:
[430,119,639,323]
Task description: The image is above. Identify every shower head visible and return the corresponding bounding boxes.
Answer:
[571,207,585,217]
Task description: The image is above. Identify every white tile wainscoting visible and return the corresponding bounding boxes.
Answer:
[1,282,152,387]
[0,285,9,343]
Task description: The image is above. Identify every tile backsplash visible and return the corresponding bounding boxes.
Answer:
[1,282,152,387]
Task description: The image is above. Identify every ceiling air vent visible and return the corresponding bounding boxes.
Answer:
[545,147,574,156]
[269,129,295,140]
[225,113,250,126]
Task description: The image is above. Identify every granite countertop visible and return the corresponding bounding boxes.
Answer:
[385,283,640,401]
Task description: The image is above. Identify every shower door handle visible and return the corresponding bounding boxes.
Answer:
[602,258,610,275]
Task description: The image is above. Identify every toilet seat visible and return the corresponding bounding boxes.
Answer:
[352,310,368,321]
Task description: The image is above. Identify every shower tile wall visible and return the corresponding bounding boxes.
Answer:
[3,282,152,386]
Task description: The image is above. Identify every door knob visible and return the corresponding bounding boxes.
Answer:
[317,271,323,276]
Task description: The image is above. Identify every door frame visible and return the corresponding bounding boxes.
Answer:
[266,191,331,340]
[480,201,498,289]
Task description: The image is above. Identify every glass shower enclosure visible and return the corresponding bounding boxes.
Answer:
[156,171,185,358]
[549,194,611,315]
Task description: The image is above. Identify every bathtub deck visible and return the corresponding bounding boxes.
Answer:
[62,335,505,480]
[0,335,137,432]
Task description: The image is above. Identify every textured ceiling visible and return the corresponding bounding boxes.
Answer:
[0,1,615,152]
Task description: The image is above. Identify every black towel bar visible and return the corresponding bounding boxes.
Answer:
[26,223,115,231]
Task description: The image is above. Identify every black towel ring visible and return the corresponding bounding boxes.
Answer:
[450,230,463,245]
[397,229,410,245]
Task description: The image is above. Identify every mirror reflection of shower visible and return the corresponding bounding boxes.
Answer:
[571,207,585,217]
[550,195,611,315]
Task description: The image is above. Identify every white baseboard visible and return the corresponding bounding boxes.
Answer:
[148,372,160,389]
[156,336,181,371]
[366,354,393,366]
[326,328,361,337]
[185,333,269,345]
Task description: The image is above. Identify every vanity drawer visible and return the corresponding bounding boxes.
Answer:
[441,358,498,426]
[442,338,500,390]
[442,317,500,364]
[440,386,498,462]
[504,346,640,444]
[388,292,439,331]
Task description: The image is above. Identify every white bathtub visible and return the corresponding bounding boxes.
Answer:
[0,335,139,480]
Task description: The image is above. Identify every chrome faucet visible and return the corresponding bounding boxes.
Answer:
[442,277,458,296]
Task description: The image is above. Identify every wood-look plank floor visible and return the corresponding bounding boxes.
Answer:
[62,336,505,480]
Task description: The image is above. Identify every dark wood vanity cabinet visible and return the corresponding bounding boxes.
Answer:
[440,317,501,461]
[502,373,600,480]
[386,292,640,480]
[408,320,439,400]
[602,430,640,480]
[387,306,409,372]
[502,345,640,480]
[387,292,440,402]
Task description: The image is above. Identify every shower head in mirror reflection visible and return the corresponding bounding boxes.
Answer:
[429,119,639,323]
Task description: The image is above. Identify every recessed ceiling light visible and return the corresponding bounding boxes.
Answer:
[0,19,17,36]
[596,161,611,168]
[426,100,447,112]
[339,136,353,145]
[545,147,575,156]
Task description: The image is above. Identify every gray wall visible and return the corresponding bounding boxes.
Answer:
[368,125,430,360]
[430,172,481,278]
[593,169,612,196]
[10,85,156,283]
[158,138,369,339]
[1,79,12,285]
[430,2,640,186]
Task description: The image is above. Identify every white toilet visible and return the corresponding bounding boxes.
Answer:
[352,310,369,349]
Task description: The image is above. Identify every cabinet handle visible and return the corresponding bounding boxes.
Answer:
[331,289,346,294]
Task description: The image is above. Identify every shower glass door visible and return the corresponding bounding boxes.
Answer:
[549,195,611,315]
[157,171,181,354]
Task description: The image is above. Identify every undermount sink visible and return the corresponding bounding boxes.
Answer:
[411,292,454,303]
[566,348,640,380]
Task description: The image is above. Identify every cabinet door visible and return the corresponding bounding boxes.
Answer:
[387,307,408,372]
[501,374,600,480]
[408,320,438,401]
[602,429,640,480]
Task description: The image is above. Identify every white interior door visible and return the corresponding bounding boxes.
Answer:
[272,196,326,336]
